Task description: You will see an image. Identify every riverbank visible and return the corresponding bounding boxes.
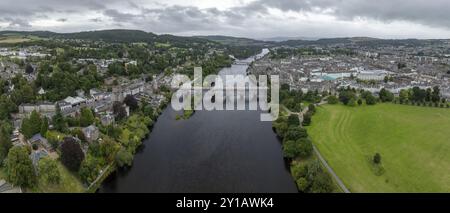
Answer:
[98,49,296,193]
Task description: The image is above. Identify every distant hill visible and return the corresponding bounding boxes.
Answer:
[0,29,213,45]
[1,30,447,48]
[276,37,448,47]
[194,35,273,47]
[261,36,320,42]
[0,29,156,42]
[57,29,157,42]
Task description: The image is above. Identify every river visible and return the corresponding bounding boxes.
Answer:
[99,49,298,193]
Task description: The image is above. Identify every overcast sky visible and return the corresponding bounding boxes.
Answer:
[1,0,450,39]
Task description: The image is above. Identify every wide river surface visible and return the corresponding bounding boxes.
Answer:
[99,49,297,193]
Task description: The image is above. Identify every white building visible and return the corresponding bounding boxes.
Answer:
[357,70,389,81]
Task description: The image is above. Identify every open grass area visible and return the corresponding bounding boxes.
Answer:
[155,42,171,48]
[307,103,450,192]
[0,35,34,44]
[31,162,86,193]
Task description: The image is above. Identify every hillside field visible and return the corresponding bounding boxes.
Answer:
[307,104,450,192]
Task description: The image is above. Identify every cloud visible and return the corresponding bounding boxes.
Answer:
[2,17,31,28]
[250,0,450,29]
[0,0,450,38]
[103,9,140,23]
[89,18,103,23]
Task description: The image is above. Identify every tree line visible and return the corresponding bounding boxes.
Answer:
[273,102,334,193]
[328,86,447,108]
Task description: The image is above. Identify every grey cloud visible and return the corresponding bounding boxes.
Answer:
[2,17,31,28]
[251,0,450,29]
[141,6,226,33]
[89,18,102,23]
[103,9,140,23]
[0,0,449,38]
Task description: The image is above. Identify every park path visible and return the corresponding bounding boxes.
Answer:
[313,146,350,193]
[282,100,351,193]
[87,164,112,191]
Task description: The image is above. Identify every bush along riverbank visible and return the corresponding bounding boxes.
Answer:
[84,96,171,193]
[273,111,335,193]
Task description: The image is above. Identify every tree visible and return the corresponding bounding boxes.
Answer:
[39,157,60,184]
[116,148,134,168]
[0,122,12,163]
[99,138,120,163]
[20,118,33,139]
[6,146,36,187]
[30,110,42,136]
[284,126,308,141]
[327,95,338,104]
[143,105,154,118]
[365,93,377,105]
[373,153,381,164]
[79,107,95,127]
[79,155,101,184]
[425,88,432,102]
[124,95,139,112]
[432,86,440,103]
[379,88,394,102]
[302,112,312,126]
[411,87,426,102]
[291,160,334,193]
[0,95,17,120]
[52,105,67,132]
[296,138,313,158]
[287,114,299,127]
[71,128,86,142]
[10,75,35,105]
[296,177,309,192]
[273,120,289,138]
[399,89,409,104]
[283,138,313,159]
[108,62,126,76]
[283,140,298,159]
[339,90,357,105]
[310,169,334,193]
[308,104,316,114]
[113,101,127,121]
[21,110,42,139]
[60,137,85,171]
[357,99,363,106]
[40,116,49,136]
[348,98,357,107]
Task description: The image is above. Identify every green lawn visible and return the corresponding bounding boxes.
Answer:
[307,103,450,192]
[0,35,42,44]
[31,162,86,193]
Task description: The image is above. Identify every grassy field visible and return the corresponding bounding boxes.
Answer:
[0,35,41,44]
[307,103,450,192]
[31,162,86,193]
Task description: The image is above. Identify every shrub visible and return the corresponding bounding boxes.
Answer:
[373,153,381,164]
[327,95,338,104]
